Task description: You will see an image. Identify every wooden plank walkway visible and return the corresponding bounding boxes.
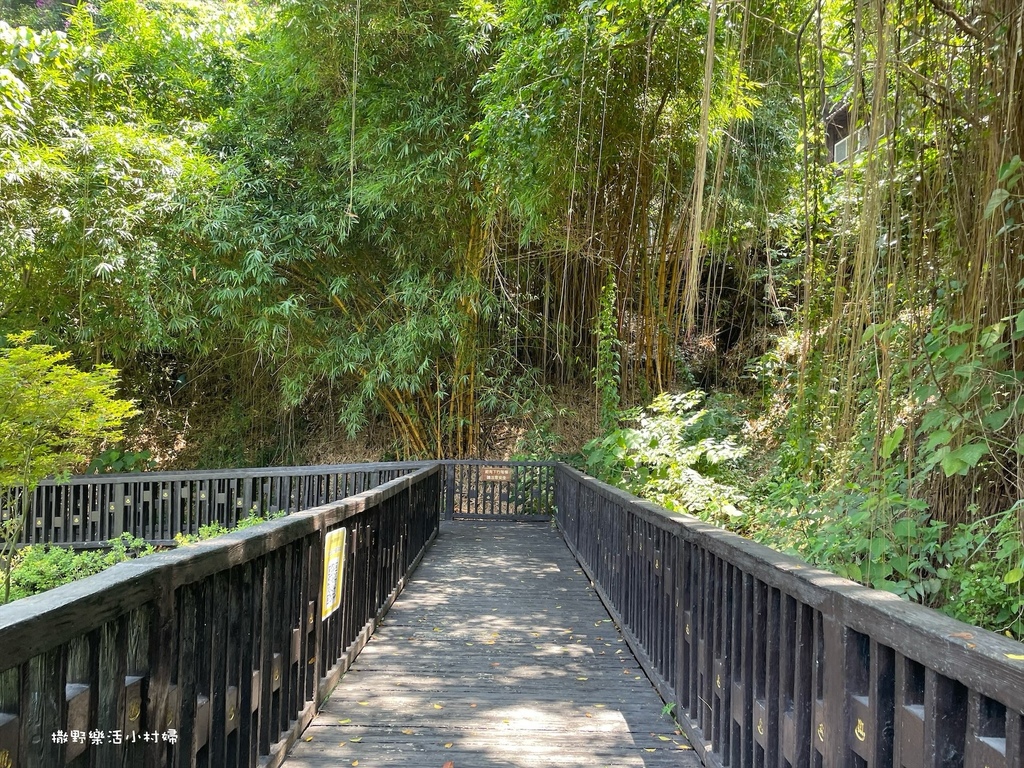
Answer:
[284,522,700,768]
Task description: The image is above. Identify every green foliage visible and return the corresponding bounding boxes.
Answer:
[594,276,620,431]
[0,3,256,363]
[173,508,284,546]
[0,0,65,30]
[193,0,546,457]
[756,497,1024,639]
[0,333,137,487]
[0,509,283,605]
[0,505,287,604]
[0,332,137,601]
[86,446,154,473]
[0,0,1020,644]
[585,384,1024,640]
[746,424,1024,638]
[582,390,748,526]
[2,533,153,603]
[941,510,1024,638]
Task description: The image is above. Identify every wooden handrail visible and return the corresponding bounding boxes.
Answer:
[0,465,441,768]
[3,460,556,547]
[2,459,1023,768]
[554,463,1024,768]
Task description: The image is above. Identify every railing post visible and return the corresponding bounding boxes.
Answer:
[112,482,126,538]
[821,604,848,768]
[444,463,455,521]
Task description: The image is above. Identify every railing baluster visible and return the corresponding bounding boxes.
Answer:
[551,464,1024,768]
[1,467,440,768]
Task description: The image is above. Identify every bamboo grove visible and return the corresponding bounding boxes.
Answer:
[0,0,1022,532]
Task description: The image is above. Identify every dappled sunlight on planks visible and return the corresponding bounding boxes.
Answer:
[284,523,698,767]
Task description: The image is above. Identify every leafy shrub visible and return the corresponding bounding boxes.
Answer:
[581,390,749,526]
[585,388,1024,640]
[942,511,1024,638]
[750,460,1024,638]
[4,534,154,602]
[173,510,284,545]
[1,511,284,603]
[87,447,155,474]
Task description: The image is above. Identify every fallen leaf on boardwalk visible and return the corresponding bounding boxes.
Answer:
[352,762,358,766]
[678,745,692,750]
[949,632,974,639]
[434,704,444,709]
[443,762,455,768]
[338,742,346,747]
[658,736,670,741]
[402,729,414,735]
[304,736,313,742]
[576,677,588,681]
[339,719,352,724]
[358,701,369,706]
[465,642,473,646]
[585,713,593,718]
[469,703,477,708]
[644,749,656,752]
[350,737,363,743]
[1007,654,1024,660]
[595,704,606,708]
[445,742,454,748]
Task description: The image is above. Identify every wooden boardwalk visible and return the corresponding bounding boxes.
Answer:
[284,522,700,768]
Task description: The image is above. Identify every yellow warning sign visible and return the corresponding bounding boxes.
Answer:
[321,527,347,619]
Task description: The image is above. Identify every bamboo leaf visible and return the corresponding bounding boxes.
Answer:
[998,155,1022,184]
[984,188,1011,219]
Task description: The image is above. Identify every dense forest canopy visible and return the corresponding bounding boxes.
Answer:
[1,0,1022,631]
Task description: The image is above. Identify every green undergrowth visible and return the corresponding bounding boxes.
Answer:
[171,509,285,546]
[579,389,1024,640]
[0,511,283,604]
[2,534,155,603]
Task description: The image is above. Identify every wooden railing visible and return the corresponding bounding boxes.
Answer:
[555,464,1024,768]
[4,463,423,547]
[440,460,555,521]
[4,460,556,548]
[0,465,441,768]
[3,458,1024,768]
